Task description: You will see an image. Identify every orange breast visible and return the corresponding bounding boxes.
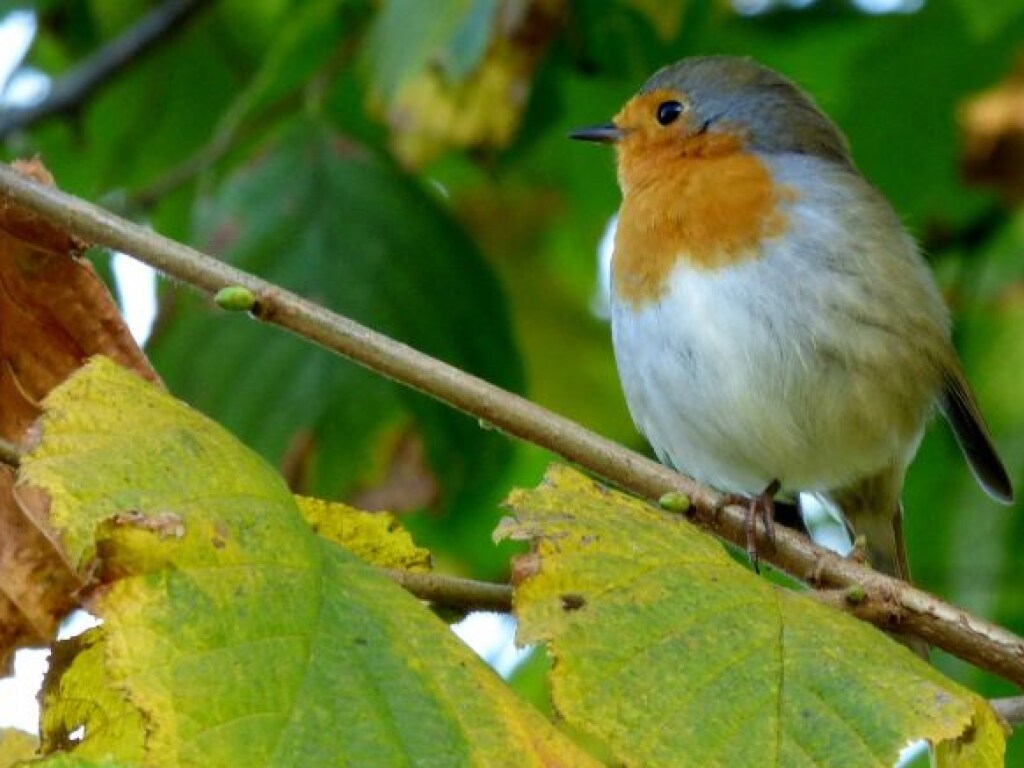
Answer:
[612,132,793,307]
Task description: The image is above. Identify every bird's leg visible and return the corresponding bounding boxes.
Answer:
[716,479,781,572]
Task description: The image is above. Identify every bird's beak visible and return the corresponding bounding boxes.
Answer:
[569,122,623,144]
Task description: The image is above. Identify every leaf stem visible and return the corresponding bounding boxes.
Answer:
[385,569,512,613]
[992,696,1024,726]
[1,163,1023,689]
[0,0,215,138]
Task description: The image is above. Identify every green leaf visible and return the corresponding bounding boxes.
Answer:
[23,358,597,767]
[363,0,486,98]
[498,465,1005,768]
[951,0,1024,40]
[213,0,347,141]
[26,16,237,203]
[833,0,996,228]
[622,0,688,41]
[217,0,308,58]
[445,0,502,81]
[147,119,523,525]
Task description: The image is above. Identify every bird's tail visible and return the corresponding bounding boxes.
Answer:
[940,363,1014,505]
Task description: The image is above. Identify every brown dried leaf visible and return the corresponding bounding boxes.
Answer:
[959,58,1024,204]
[347,428,439,513]
[0,475,75,672]
[280,429,316,492]
[0,158,160,672]
[0,159,160,436]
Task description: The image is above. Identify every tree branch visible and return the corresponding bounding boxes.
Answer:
[1,163,1022,690]
[385,569,512,613]
[993,696,1024,727]
[0,0,215,139]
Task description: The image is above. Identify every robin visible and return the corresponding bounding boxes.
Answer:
[571,56,1014,579]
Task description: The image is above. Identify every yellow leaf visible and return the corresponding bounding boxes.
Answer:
[39,630,146,763]
[385,41,526,165]
[295,495,431,571]
[375,0,565,166]
[0,727,37,766]
[935,697,1008,766]
[22,358,599,767]
[498,464,1005,767]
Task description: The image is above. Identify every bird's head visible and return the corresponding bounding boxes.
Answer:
[571,56,852,195]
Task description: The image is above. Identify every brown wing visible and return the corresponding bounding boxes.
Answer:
[940,363,1014,504]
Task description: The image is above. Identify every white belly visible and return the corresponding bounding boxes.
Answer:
[610,254,936,497]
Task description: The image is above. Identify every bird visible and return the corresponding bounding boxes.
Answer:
[570,55,1014,580]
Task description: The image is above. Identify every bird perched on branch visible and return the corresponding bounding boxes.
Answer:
[571,56,1013,579]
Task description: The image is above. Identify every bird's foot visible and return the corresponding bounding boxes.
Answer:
[848,534,870,565]
[716,479,781,573]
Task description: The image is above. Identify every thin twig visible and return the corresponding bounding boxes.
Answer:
[0,0,215,139]
[385,569,512,613]
[1,164,1023,690]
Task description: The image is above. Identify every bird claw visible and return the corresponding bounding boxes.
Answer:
[849,534,870,565]
[716,479,781,573]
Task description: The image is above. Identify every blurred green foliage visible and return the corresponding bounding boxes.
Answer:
[3,0,1024,761]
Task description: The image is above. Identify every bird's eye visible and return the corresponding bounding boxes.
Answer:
[656,100,684,126]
